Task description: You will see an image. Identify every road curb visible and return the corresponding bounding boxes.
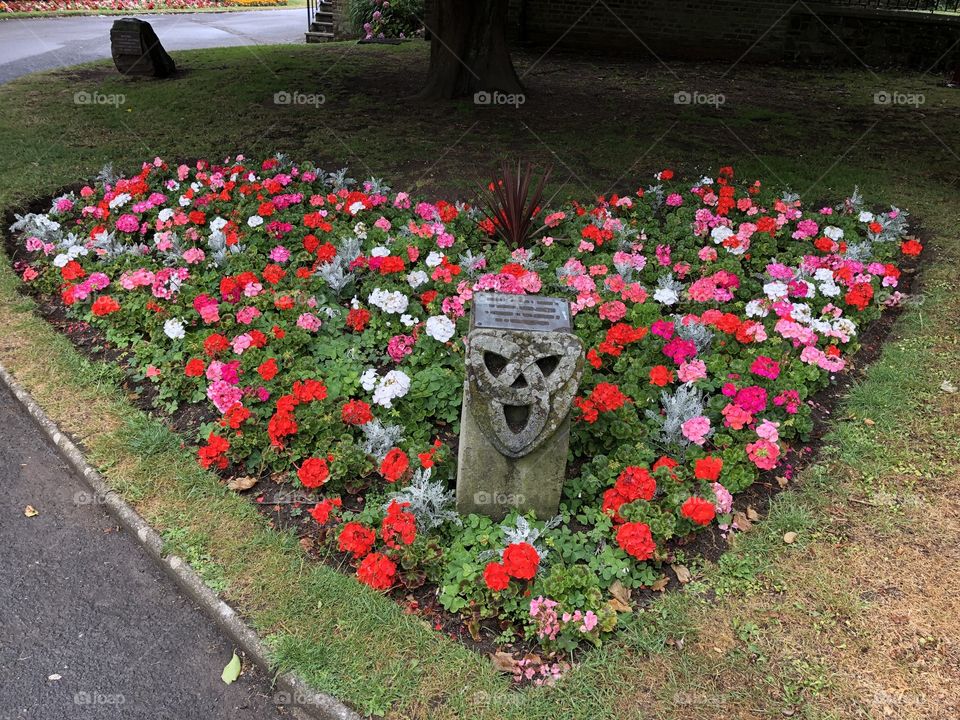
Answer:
[0,361,361,720]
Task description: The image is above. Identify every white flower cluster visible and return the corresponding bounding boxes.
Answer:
[163,317,186,340]
[362,369,411,408]
[425,315,456,343]
[368,288,409,315]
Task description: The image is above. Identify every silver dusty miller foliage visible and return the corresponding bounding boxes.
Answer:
[386,469,461,532]
[646,384,707,449]
[361,419,404,462]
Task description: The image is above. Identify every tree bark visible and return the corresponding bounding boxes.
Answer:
[419,0,523,100]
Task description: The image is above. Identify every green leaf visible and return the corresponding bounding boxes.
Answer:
[221,652,241,685]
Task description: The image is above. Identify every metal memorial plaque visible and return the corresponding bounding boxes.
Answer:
[471,293,572,333]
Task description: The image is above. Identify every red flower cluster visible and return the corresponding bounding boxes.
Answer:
[267,379,328,448]
[844,282,874,311]
[649,365,674,387]
[308,496,342,525]
[197,432,230,470]
[380,448,410,483]
[184,358,205,377]
[381,501,417,548]
[91,296,121,316]
[357,552,396,591]
[338,522,376,557]
[694,456,723,481]
[603,465,657,521]
[345,307,371,332]
[616,521,656,561]
[575,382,629,423]
[502,542,539,580]
[257,358,278,381]
[297,456,331,489]
[681,496,717,526]
[483,561,511,592]
[341,399,373,426]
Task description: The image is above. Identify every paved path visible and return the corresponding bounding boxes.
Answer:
[0,384,288,720]
[0,8,305,83]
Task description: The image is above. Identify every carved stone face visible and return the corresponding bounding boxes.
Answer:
[464,329,584,458]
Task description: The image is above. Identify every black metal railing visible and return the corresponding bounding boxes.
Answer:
[306,0,315,31]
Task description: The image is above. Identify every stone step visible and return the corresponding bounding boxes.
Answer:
[309,22,333,32]
[305,31,335,43]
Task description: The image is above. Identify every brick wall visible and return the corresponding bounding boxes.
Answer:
[354,0,960,70]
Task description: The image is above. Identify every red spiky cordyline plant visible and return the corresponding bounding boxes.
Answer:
[478,160,552,250]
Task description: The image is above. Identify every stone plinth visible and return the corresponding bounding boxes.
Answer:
[456,310,583,520]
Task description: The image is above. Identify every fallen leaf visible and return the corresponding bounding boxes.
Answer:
[746,506,760,521]
[299,537,315,553]
[650,576,669,592]
[776,476,789,489]
[941,380,957,394]
[221,653,241,685]
[733,511,752,531]
[671,564,692,583]
[609,579,631,605]
[863,418,876,426]
[24,505,39,518]
[227,475,258,492]
[783,531,798,544]
[606,596,632,613]
[490,651,517,674]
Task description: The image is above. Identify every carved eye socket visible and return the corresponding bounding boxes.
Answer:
[536,356,560,378]
[503,404,530,433]
[483,351,508,377]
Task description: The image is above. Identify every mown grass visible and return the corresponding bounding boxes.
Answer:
[0,42,958,718]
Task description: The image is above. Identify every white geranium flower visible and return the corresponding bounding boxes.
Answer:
[372,370,410,408]
[348,201,365,216]
[354,222,368,240]
[247,215,264,228]
[368,288,409,315]
[400,314,418,327]
[210,217,228,232]
[711,226,734,244]
[163,317,186,340]
[157,208,174,223]
[745,299,769,318]
[407,270,428,289]
[653,287,678,305]
[823,226,844,241]
[858,211,875,223]
[425,315,455,343]
[425,251,444,268]
[819,281,841,298]
[108,193,131,210]
[178,195,191,207]
[370,245,390,257]
[791,304,812,323]
[53,254,70,268]
[361,368,379,392]
[763,281,788,300]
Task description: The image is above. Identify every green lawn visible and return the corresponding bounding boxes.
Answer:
[0,42,958,719]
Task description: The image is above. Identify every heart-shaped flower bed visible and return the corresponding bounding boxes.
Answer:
[10,156,920,667]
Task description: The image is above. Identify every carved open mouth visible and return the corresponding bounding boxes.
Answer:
[503,403,531,433]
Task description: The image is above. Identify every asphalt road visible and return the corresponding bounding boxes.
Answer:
[0,383,288,720]
[0,8,305,83]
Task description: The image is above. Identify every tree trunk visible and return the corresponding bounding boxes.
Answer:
[419,0,523,100]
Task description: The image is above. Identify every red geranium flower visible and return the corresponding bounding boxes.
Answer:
[681,496,717,526]
[341,399,373,426]
[197,432,230,471]
[649,365,674,387]
[338,522,376,557]
[616,521,656,561]
[356,552,396,591]
[257,358,278,382]
[502,542,539,580]
[380,448,409,483]
[297,457,330,488]
[184,358,206,377]
[694,456,723,482]
[615,466,656,502]
[483,562,510,592]
[308,497,342,525]
[91,296,121,316]
[381,500,417,548]
[346,307,371,332]
[900,239,922,257]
